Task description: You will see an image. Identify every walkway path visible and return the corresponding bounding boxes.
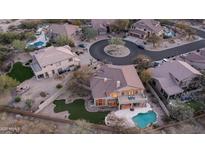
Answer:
[35,74,71,114]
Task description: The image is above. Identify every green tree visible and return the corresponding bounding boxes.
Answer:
[140,69,152,83]
[12,39,26,51]
[147,34,161,48]
[109,37,125,45]
[168,101,194,121]
[0,75,19,93]
[56,35,75,47]
[82,27,97,41]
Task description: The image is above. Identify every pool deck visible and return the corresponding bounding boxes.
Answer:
[114,103,153,128]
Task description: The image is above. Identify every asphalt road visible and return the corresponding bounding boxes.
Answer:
[89,29,205,65]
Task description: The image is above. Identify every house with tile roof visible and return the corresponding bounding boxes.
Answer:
[129,19,163,39]
[91,19,116,35]
[149,60,202,100]
[90,64,147,109]
[180,49,205,70]
[48,23,80,40]
[30,45,80,79]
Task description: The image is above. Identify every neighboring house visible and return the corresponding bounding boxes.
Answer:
[91,19,115,35]
[30,45,80,79]
[180,50,205,70]
[149,60,202,100]
[48,23,80,40]
[129,19,163,39]
[90,64,147,109]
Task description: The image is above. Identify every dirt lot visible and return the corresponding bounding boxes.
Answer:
[0,112,112,134]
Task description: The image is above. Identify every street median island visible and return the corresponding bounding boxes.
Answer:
[104,44,130,57]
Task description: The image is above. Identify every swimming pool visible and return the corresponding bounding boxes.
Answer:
[164,27,175,38]
[34,41,45,47]
[132,111,157,128]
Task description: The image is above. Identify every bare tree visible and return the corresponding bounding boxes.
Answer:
[147,34,162,48]
[67,66,93,97]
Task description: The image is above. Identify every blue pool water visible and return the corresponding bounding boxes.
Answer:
[132,111,157,128]
[34,41,45,47]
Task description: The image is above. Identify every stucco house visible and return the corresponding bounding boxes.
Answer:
[180,50,205,70]
[149,60,202,100]
[91,19,116,35]
[90,64,147,109]
[129,19,163,39]
[30,45,80,79]
[48,23,80,40]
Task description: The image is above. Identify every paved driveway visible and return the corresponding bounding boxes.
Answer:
[89,38,205,65]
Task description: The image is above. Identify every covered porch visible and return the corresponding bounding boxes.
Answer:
[118,95,148,110]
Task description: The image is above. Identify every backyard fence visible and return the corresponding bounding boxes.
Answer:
[0,105,119,133]
[147,83,170,117]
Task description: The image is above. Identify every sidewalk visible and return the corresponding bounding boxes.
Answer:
[146,36,203,51]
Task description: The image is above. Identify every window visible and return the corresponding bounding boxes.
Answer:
[37,74,44,79]
[111,93,118,98]
[96,99,106,106]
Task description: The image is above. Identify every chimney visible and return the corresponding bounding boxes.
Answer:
[104,78,108,82]
[116,80,120,88]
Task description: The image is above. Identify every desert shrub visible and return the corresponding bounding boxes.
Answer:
[40,91,47,97]
[12,40,26,50]
[42,19,68,24]
[25,99,33,109]
[15,96,21,102]
[56,84,63,89]
[19,20,42,29]
[0,32,24,45]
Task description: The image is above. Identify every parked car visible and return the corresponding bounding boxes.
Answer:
[137,44,145,49]
[78,44,85,48]
[151,61,160,67]
[162,58,168,62]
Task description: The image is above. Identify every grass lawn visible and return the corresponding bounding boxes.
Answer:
[186,100,205,112]
[53,99,109,124]
[7,62,34,83]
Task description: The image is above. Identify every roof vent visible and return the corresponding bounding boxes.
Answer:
[104,78,108,82]
[116,80,120,88]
